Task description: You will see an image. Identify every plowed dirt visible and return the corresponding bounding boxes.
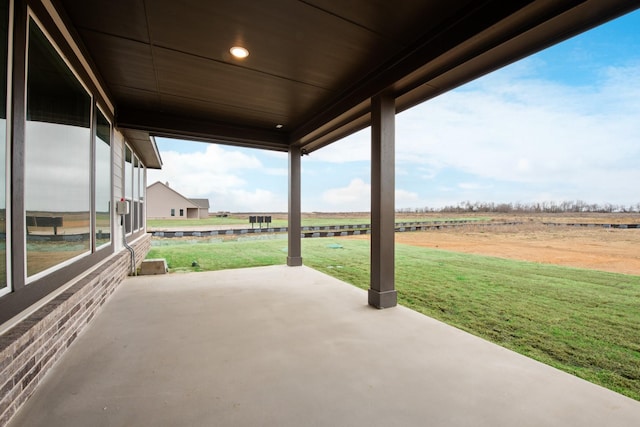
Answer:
[352,223,640,275]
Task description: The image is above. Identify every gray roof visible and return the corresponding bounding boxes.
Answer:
[189,198,210,209]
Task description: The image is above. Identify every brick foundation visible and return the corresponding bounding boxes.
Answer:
[0,234,152,426]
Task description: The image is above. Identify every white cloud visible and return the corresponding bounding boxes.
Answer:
[147,144,287,212]
[215,188,286,212]
[396,189,421,207]
[516,158,531,172]
[457,182,492,190]
[306,129,370,163]
[149,144,261,194]
[321,178,370,211]
[318,180,423,212]
[393,62,640,205]
[265,168,288,176]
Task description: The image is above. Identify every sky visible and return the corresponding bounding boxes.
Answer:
[148,10,640,213]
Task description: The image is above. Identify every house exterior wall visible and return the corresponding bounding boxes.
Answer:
[0,235,151,425]
[0,1,159,424]
[146,183,205,219]
[185,207,209,219]
[186,207,199,219]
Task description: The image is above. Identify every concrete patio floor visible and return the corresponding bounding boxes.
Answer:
[8,265,640,426]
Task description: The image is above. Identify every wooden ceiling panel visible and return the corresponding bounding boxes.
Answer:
[59,0,149,43]
[153,47,331,127]
[304,0,473,44]
[146,0,399,90]
[158,94,290,130]
[78,29,156,92]
[109,85,161,112]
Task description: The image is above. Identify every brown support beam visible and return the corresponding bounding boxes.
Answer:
[369,91,396,309]
[287,145,302,266]
[116,108,289,153]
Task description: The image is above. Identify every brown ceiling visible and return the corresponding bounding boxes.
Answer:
[57,0,640,164]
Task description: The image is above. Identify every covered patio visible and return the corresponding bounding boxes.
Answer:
[9,266,640,426]
[3,1,640,425]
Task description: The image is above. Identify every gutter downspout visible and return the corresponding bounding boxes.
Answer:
[118,199,136,275]
[122,216,136,275]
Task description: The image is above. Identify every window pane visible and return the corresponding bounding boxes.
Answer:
[0,0,7,291]
[139,165,145,230]
[133,157,139,230]
[25,19,91,277]
[95,110,111,247]
[124,146,132,233]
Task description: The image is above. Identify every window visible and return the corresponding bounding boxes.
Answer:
[25,17,91,278]
[133,156,139,231]
[0,0,8,294]
[179,209,184,217]
[95,109,111,248]
[170,208,175,217]
[138,163,145,230]
[124,145,132,234]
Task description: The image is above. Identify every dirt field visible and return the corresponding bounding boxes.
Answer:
[330,212,640,276]
[350,223,640,276]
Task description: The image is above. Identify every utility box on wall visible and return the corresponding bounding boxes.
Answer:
[116,200,129,215]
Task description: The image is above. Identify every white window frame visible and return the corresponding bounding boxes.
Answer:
[123,143,134,235]
[95,105,112,250]
[0,0,14,297]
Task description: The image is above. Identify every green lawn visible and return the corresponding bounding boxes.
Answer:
[147,216,264,228]
[146,236,640,400]
[147,236,288,272]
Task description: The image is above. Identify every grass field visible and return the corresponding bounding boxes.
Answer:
[146,236,640,400]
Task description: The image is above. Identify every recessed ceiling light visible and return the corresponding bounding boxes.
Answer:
[230,46,249,59]
[275,124,284,129]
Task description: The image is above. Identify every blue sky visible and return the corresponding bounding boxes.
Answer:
[148,10,640,213]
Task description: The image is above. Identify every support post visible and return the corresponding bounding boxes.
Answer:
[369,91,397,308]
[287,145,303,266]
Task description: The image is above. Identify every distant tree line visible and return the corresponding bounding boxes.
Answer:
[397,200,640,214]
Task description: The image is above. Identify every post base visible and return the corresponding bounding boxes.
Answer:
[287,256,303,267]
[368,289,397,309]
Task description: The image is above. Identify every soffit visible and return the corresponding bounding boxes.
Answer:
[121,129,162,169]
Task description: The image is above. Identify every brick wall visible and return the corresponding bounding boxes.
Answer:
[0,234,152,426]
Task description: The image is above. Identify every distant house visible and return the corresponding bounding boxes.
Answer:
[147,181,210,219]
